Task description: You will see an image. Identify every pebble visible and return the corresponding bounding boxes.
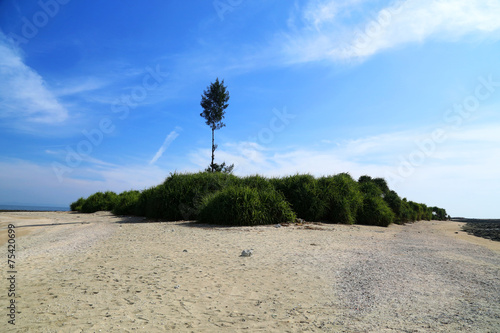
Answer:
[240,249,253,257]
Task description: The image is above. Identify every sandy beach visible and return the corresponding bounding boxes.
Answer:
[1,211,499,332]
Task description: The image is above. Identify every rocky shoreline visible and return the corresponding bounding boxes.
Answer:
[453,218,500,242]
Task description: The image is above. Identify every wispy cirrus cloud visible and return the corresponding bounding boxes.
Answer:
[54,77,108,97]
[0,33,68,124]
[149,127,182,165]
[283,0,500,63]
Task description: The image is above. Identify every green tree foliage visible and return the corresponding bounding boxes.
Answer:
[204,161,234,174]
[200,78,233,173]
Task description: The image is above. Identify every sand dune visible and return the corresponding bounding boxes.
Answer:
[1,211,499,332]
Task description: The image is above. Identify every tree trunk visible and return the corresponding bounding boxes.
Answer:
[211,128,215,172]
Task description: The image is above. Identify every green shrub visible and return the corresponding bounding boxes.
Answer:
[357,180,395,227]
[407,201,428,221]
[135,187,152,217]
[137,172,238,220]
[198,185,296,226]
[431,206,448,220]
[112,190,141,215]
[358,175,373,184]
[271,174,325,221]
[424,205,433,221]
[357,196,395,227]
[72,172,448,225]
[318,173,363,224]
[236,174,274,190]
[80,191,118,213]
[399,199,413,223]
[358,180,383,197]
[70,197,86,212]
[383,190,406,224]
[372,178,390,196]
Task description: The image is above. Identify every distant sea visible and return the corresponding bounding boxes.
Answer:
[0,204,69,212]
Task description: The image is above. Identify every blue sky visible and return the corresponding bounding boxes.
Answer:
[1,0,499,217]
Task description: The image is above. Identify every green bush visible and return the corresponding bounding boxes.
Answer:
[424,205,433,221]
[431,206,448,220]
[73,172,447,225]
[399,199,413,223]
[318,173,363,224]
[138,172,238,220]
[271,174,325,221]
[112,190,141,215]
[134,187,153,217]
[236,174,274,190]
[357,196,395,227]
[198,185,296,226]
[80,191,118,213]
[383,190,406,224]
[358,180,383,197]
[357,180,395,227]
[372,178,390,196]
[70,197,86,212]
[408,201,428,221]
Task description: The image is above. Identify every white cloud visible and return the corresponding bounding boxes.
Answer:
[189,122,500,218]
[0,33,68,124]
[303,0,339,30]
[1,123,498,217]
[0,158,168,206]
[54,78,108,97]
[284,0,500,63]
[149,127,182,165]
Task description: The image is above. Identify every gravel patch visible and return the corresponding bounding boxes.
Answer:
[333,222,500,332]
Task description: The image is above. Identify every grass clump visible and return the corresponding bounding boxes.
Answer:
[357,196,395,227]
[271,174,325,221]
[318,173,363,224]
[70,197,86,211]
[357,177,395,227]
[80,191,118,213]
[112,190,141,215]
[198,185,296,226]
[236,174,274,190]
[138,172,238,220]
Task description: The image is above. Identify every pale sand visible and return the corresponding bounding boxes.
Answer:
[1,212,499,332]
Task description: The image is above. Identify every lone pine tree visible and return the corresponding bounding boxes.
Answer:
[200,78,233,173]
